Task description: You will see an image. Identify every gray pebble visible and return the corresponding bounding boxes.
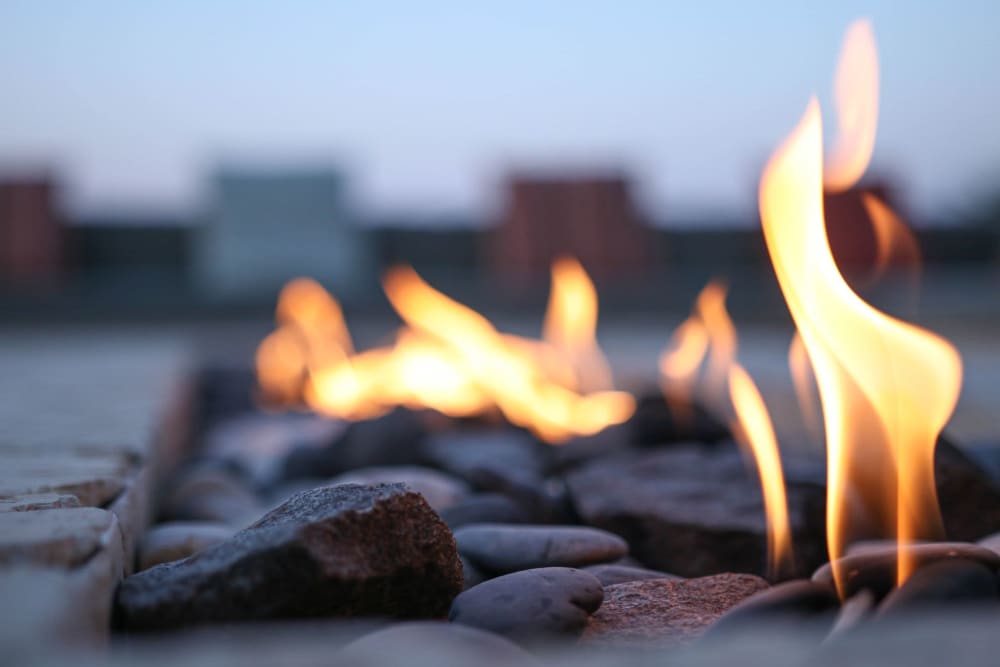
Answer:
[455,523,627,574]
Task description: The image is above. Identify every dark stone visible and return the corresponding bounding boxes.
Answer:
[448,567,603,642]
[460,556,486,590]
[327,465,469,511]
[565,445,827,578]
[812,542,1000,601]
[439,493,532,529]
[338,622,540,665]
[420,429,548,488]
[629,390,730,446]
[703,580,840,638]
[281,409,429,480]
[878,559,1000,616]
[159,464,263,525]
[935,436,1000,542]
[583,563,680,587]
[115,484,463,631]
[581,574,770,647]
[455,524,628,575]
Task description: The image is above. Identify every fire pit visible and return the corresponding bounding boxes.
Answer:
[4,15,1000,667]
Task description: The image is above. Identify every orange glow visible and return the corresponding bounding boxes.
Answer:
[824,19,879,192]
[862,192,922,289]
[383,265,634,443]
[259,259,634,444]
[543,257,613,392]
[694,281,737,410]
[788,332,823,444]
[759,95,961,594]
[729,363,793,577]
[658,315,709,426]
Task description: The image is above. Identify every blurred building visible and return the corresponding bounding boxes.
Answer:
[488,173,652,282]
[0,176,63,284]
[194,168,374,301]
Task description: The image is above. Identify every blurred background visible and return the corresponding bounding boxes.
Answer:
[0,1,997,442]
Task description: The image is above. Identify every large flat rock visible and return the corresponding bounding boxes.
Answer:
[115,483,463,631]
[565,446,826,578]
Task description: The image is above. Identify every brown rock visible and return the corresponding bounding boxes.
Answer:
[115,483,463,631]
[582,574,769,647]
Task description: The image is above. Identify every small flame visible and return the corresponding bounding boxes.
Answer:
[694,280,737,411]
[729,362,794,577]
[788,332,823,444]
[824,19,879,192]
[658,314,709,427]
[759,95,961,594]
[543,257,613,392]
[861,192,922,290]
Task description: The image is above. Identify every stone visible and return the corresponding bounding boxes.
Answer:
[338,622,540,666]
[629,390,730,446]
[878,559,999,616]
[812,542,1000,601]
[448,567,603,642]
[115,484,463,631]
[420,429,547,488]
[935,436,1000,541]
[438,493,532,529]
[581,574,770,648]
[137,522,235,571]
[455,524,628,575]
[160,464,264,526]
[977,530,1000,556]
[461,556,486,590]
[281,408,429,480]
[704,580,839,638]
[583,563,681,587]
[0,507,119,568]
[0,446,137,508]
[565,446,826,578]
[328,465,469,512]
[202,412,346,487]
[0,493,81,512]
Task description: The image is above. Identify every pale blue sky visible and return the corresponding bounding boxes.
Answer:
[0,1,997,224]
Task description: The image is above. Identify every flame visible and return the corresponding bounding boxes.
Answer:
[759,97,962,592]
[259,260,634,444]
[862,192,922,288]
[694,281,737,410]
[729,362,793,576]
[383,265,634,443]
[543,257,613,392]
[658,314,709,426]
[788,332,823,443]
[824,19,879,192]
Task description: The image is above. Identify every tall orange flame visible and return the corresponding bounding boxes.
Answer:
[759,98,962,592]
[824,19,879,192]
[729,362,793,577]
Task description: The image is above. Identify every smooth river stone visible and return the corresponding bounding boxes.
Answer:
[581,574,770,648]
[137,521,234,571]
[328,465,469,512]
[438,493,532,529]
[811,542,1000,601]
[703,579,840,638]
[448,567,603,642]
[878,559,1000,616]
[115,484,463,631]
[582,563,681,587]
[454,524,628,575]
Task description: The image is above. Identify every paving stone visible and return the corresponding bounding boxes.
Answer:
[0,492,81,512]
[0,507,119,568]
[0,446,137,508]
[581,574,770,647]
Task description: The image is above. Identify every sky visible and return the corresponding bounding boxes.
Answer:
[0,1,998,225]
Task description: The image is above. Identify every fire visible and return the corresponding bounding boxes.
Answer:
[544,257,614,393]
[861,192,922,289]
[758,20,962,592]
[660,281,793,573]
[729,363,793,578]
[257,260,635,444]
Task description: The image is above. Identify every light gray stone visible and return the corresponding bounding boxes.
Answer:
[0,492,81,512]
[0,507,119,567]
[0,446,137,508]
[138,522,235,571]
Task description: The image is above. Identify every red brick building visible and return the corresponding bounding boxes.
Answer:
[487,173,652,282]
[0,177,63,284]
